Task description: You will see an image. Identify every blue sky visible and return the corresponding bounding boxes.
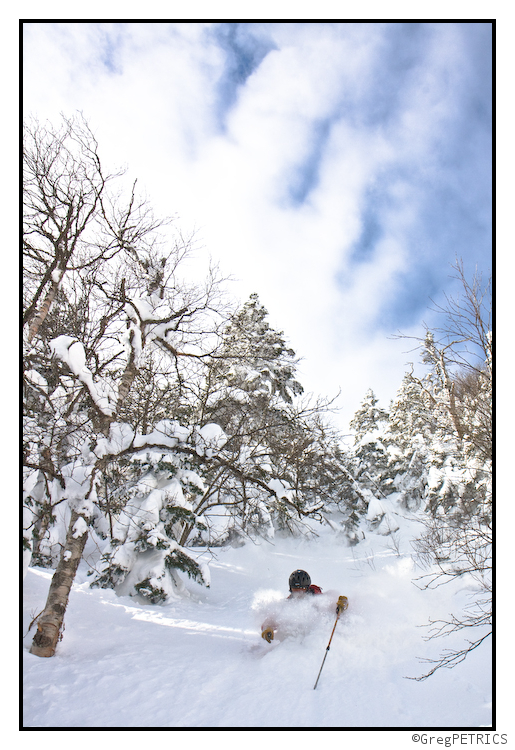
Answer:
[23,21,492,430]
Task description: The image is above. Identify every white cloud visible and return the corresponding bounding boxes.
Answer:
[23,22,492,430]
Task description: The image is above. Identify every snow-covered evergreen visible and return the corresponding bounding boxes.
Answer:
[89,437,214,602]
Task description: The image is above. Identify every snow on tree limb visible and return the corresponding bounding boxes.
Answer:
[49,335,116,417]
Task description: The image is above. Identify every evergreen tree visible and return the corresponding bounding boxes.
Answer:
[189,294,312,543]
[90,438,213,602]
[349,389,388,443]
[382,373,436,512]
[348,389,390,501]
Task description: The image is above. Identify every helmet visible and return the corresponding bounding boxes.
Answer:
[289,569,311,590]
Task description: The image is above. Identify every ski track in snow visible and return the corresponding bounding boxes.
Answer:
[23,533,492,729]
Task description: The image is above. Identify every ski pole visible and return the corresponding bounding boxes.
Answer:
[313,611,340,690]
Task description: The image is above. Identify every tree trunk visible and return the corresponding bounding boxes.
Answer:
[27,268,65,343]
[30,510,89,658]
[117,355,138,412]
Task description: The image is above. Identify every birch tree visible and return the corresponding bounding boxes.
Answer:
[23,115,212,655]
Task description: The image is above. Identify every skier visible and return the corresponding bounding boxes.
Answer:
[261,569,348,642]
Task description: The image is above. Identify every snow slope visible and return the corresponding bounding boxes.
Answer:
[23,527,492,729]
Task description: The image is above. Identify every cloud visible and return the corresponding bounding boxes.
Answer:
[207,23,277,128]
[23,22,492,429]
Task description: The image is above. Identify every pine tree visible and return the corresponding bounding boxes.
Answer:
[90,442,211,602]
[191,294,311,542]
[382,373,436,512]
[349,389,388,443]
[349,389,390,499]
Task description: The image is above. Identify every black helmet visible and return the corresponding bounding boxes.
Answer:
[289,569,311,590]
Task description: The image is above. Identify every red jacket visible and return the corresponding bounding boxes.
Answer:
[287,584,322,598]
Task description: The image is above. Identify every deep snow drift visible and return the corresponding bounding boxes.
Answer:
[23,523,492,729]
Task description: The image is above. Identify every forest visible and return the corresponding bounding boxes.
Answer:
[23,114,491,694]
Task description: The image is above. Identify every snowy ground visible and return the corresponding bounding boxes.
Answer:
[22,522,493,731]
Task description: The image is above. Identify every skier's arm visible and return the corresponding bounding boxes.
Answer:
[336,595,348,615]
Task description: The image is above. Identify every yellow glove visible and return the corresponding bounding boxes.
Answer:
[261,628,274,643]
[336,596,348,615]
